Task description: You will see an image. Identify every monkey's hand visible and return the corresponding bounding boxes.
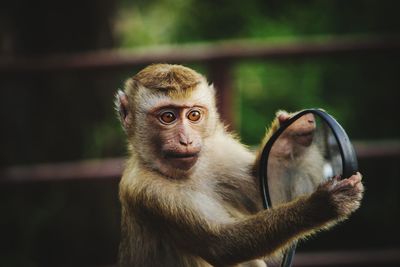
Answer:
[276,110,292,125]
[310,172,364,221]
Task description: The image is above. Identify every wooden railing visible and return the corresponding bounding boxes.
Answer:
[1,35,400,127]
[1,141,399,184]
[2,36,400,72]
[292,248,400,267]
[1,34,400,183]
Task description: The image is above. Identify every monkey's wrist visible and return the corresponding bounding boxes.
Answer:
[305,190,341,223]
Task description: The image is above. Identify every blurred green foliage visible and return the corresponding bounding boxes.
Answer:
[234,56,400,144]
[112,0,400,146]
[117,0,399,45]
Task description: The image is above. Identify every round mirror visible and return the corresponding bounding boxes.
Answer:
[258,109,358,267]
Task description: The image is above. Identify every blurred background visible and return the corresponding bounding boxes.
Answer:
[0,0,399,266]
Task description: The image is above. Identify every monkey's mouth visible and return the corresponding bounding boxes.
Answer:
[164,152,200,170]
[295,131,314,137]
[293,131,314,146]
[165,152,199,159]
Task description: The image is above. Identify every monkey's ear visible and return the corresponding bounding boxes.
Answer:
[115,90,131,129]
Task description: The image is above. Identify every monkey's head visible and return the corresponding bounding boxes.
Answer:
[270,112,317,159]
[115,64,219,177]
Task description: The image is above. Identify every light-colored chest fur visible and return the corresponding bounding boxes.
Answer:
[188,132,263,221]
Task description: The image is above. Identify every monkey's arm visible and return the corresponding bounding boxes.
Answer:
[123,172,363,266]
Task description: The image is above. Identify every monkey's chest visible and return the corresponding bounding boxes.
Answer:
[214,182,262,218]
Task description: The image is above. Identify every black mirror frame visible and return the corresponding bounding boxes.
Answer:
[257,108,358,267]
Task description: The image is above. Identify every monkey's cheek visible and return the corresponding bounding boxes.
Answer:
[167,156,199,171]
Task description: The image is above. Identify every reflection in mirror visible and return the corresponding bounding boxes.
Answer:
[267,113,343,206]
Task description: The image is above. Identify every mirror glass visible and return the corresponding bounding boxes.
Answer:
[266,112,342,206]
[260,109,358,267]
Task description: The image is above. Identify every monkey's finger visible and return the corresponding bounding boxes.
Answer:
[339,184,364,202]
[354,182,365,194]
[347,174,362,185]
[277,111,291,125]
[338,178,356,187]
[346,172,362,181]
[331,179,356,193]
[319,178,337,192]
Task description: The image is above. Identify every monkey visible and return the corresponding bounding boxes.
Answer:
[261,111,327,206]
[115,64,363,267]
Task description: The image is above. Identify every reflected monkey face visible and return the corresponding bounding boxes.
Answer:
[283,113,316,147]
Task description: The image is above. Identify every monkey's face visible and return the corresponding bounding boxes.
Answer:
[271,113,317,159]
[283,113,316,147]
[150,105,206,171]
[133,84,217,177]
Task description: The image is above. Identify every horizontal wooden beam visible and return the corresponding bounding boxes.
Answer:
[353,140,400,158]
[1,36,399,73]
[0,158,124,183]
[292,248,400,267]
[0,141,399,183]
[101,248,400,267]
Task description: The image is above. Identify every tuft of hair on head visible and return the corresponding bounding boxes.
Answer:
[133,64,205,93]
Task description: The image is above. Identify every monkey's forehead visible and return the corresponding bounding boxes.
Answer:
[136,83,216,112]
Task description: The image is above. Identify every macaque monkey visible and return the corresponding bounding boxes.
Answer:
[115,64,364,267]
[264,111,327,205]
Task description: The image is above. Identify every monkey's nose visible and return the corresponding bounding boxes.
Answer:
[179,134,193,146]
[179,139,193,146]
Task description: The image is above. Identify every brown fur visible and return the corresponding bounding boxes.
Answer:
[116,64,364,267]
[133,64,204,92]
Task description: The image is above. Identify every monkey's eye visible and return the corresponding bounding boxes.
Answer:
[187,110,201,122]
[160,111,176,124]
